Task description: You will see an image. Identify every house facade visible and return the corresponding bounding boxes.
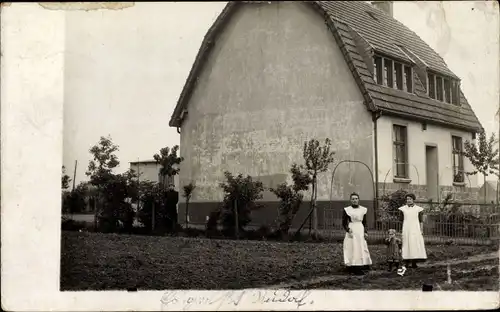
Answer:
[168,1,482,227]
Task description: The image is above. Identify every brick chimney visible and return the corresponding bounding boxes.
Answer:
[371,1,393,17]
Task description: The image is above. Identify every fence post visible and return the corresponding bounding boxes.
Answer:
[234,199,239,239]
[185,200,189,230]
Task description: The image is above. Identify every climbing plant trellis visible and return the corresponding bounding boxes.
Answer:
[295,159,376,236]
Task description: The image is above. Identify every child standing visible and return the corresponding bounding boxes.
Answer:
[384,229,402,272]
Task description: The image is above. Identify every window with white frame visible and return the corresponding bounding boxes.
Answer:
[452,136,465,183]
[393,125,408,178]
[427,71,460,105]
[373,55,413,93]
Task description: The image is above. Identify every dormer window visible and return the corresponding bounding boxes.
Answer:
[373,55,413,93]
[427,71,460,105]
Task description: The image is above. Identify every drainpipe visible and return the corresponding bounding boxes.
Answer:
[372,111,382,220]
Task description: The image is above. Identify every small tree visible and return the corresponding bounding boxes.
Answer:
[86,135,120,184]
[136,180,162,232]
[302,138,335,235]
[270,164,311,238]
[153,145,184,233]
[183,182,196,229]
[153,145,184,189]
[464,131,499,203]
[85,136,138,232]
[219,171,264,237]
[61,166,72,190]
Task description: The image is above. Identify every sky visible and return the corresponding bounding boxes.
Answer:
[63,1,499,186]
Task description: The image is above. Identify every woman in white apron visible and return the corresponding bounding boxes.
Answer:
[398,193,427,268]
[342,192,372,275]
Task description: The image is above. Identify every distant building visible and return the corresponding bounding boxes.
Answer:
[129,160,179,189]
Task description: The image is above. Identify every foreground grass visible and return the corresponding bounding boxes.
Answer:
[300,259,499,291]
[60,231,498,290]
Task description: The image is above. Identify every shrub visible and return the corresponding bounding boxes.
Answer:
[61,218,87,231]
[379,189,408,223]
[255,225,272,240]
[182,227,205,238]
[270,164,311,238]
[62,186,87,215]
[183,182,196,227]
[136,181,162,232]
[218,172,264,237]
[206,209,221,238]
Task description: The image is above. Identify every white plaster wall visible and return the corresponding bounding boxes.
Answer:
[377,115,478,188]
[130,162,161,183]
[179,2,374,202]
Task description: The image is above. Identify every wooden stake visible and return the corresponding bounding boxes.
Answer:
[72,160,78,191]
[446,264,452,284]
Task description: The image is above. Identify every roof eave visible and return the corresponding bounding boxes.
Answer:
[379,109,482,133]
[168,2,239,128]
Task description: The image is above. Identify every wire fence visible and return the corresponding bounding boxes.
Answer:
[322,200,500,245]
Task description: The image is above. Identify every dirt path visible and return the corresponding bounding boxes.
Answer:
[264,252,499,289]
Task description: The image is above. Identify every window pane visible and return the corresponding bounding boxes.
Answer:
[404,66,412,92]
[428,73,435,99]
[395,63,403,90]
[393,125,406,142]
[397,163,406,177]
[452,136,464,182]
[384,59,393,88]
[393,126,400,141]
[453,136,463,151]
[451,81,460,105]
[444,79,451,103]
[395,144,406,177]
[373,56,383,84]
[393,125,407,177]
[436,76,443,101]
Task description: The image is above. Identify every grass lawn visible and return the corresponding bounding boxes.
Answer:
[60,231,498,290]
[295,258,499,291]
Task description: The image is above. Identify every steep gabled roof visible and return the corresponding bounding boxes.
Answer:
[169,1,483,133]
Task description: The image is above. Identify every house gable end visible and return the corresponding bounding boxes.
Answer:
[169,1,378,128]
[170,1,483,133]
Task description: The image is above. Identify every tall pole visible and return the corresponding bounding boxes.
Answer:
[72,160,77,191]
[137,158,140,228]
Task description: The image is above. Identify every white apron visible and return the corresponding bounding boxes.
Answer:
[343,206,372,266]
[399,205,427,260]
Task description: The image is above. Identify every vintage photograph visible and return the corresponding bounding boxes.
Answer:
[60,1,499,293]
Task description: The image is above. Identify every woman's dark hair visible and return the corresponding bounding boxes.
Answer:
[405,193,416,201]
[350,192,360,199]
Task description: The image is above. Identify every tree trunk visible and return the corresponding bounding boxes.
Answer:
[312,175,318,237]
[185,199,189,229]
[484,175,487,204]
[308,181,315,236]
